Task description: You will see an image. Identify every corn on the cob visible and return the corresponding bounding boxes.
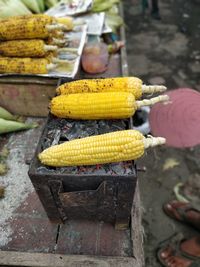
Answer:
[0,40,58,57]
[0,39,77,58]
[0,57,55,74]
[0,14,74,30]
[0,15,73,41]
[38,130,166,167]
[56,77,167,99]
[50,92,169,120]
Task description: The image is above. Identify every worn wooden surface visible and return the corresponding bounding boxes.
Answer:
[0,124,144,266]
[0,251,140,267]
[0,77,57,117]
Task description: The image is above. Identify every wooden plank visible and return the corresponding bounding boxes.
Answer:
[0,82,56,117]
[131,184,145,267]
[0,76,57,85]
[0,251,138,267]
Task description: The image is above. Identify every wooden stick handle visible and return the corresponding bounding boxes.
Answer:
[46,63,57,71]
[58,47,78,54]
[143,136,166,149]
[51,38,68,45]
[44,45,58,52]
[51,58,73,64]
[46,24,67,31]
[136,95,169,108]
[142,85,167,94]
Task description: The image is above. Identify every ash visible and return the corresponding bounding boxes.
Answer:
[37,117,135,176]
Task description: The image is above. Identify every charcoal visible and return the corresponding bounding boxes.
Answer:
[37,116,135,175]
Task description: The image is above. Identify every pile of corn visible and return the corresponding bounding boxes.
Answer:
[38,77,169,167]
[0,14,75,74]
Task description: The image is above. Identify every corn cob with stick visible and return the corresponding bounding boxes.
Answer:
[1,14,75,31]
[0,57,74,74]
[50,92,169,120]
[56,77,167,99]
[0,40,78,58]
[0,14,74,41]
[38,130,166,167]
[0,57,53,74]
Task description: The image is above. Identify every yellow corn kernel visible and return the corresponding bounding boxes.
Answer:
[38,130,166,167]
[0,57,50,74]
[0,15,54,40]
[57,17,74,31]
[0,40,57,57]
[50,92,169,120]
[56,77,167,99]
[50,92,137,120]
[56,77,142,99]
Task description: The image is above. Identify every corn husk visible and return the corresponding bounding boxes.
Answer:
[0,0,31,19]
[0,118,37,134]
[92,0,120,12]
[37,0,45,12]
[0,107,16,121]
[105,13,123,33]
[45,0,59,8]
[21,0,41,13]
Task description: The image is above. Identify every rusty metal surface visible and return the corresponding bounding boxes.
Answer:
[29,115,137,227]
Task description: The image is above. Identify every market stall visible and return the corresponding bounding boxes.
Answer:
[0,1,167,266]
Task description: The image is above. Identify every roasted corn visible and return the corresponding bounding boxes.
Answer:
[50,92,169,120]
[56,77,167,99]
[38,130,166,167]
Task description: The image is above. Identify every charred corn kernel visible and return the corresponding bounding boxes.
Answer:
[1,15,74,31]
[38,130,166,167]
[0,15,73,41]
[47,37,67,47]
[0,57,54,74]
[0,15,53,40]
[0,40,57,57]
[0,14,51,22]
[56,77,167,99]
[50,92,169,120]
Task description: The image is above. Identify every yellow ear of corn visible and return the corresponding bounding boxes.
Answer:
[0,15,56,40]
[0,57,51,74]
[56,77,167,99]
[0,40,57,57]
[38,130,166,167]
[50,92,169,120]
[56,77,143,99]
[50,92,137,120]
[0,14,53,22]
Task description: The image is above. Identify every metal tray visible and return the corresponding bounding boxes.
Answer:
[0,24,87,79]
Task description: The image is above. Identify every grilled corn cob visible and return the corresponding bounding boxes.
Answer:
[0,40,57,57]
[0,39,77,58]
[56,77,167,99]
[50,92,169,120]
[1,14,74,30]
[0,57,55,74]
[38,130,166,167]
[0,15,73,41]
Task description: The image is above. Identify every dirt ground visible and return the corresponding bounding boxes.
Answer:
[124,0,200,266]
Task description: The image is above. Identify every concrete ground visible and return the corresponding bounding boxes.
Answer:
[124,0,200,266]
